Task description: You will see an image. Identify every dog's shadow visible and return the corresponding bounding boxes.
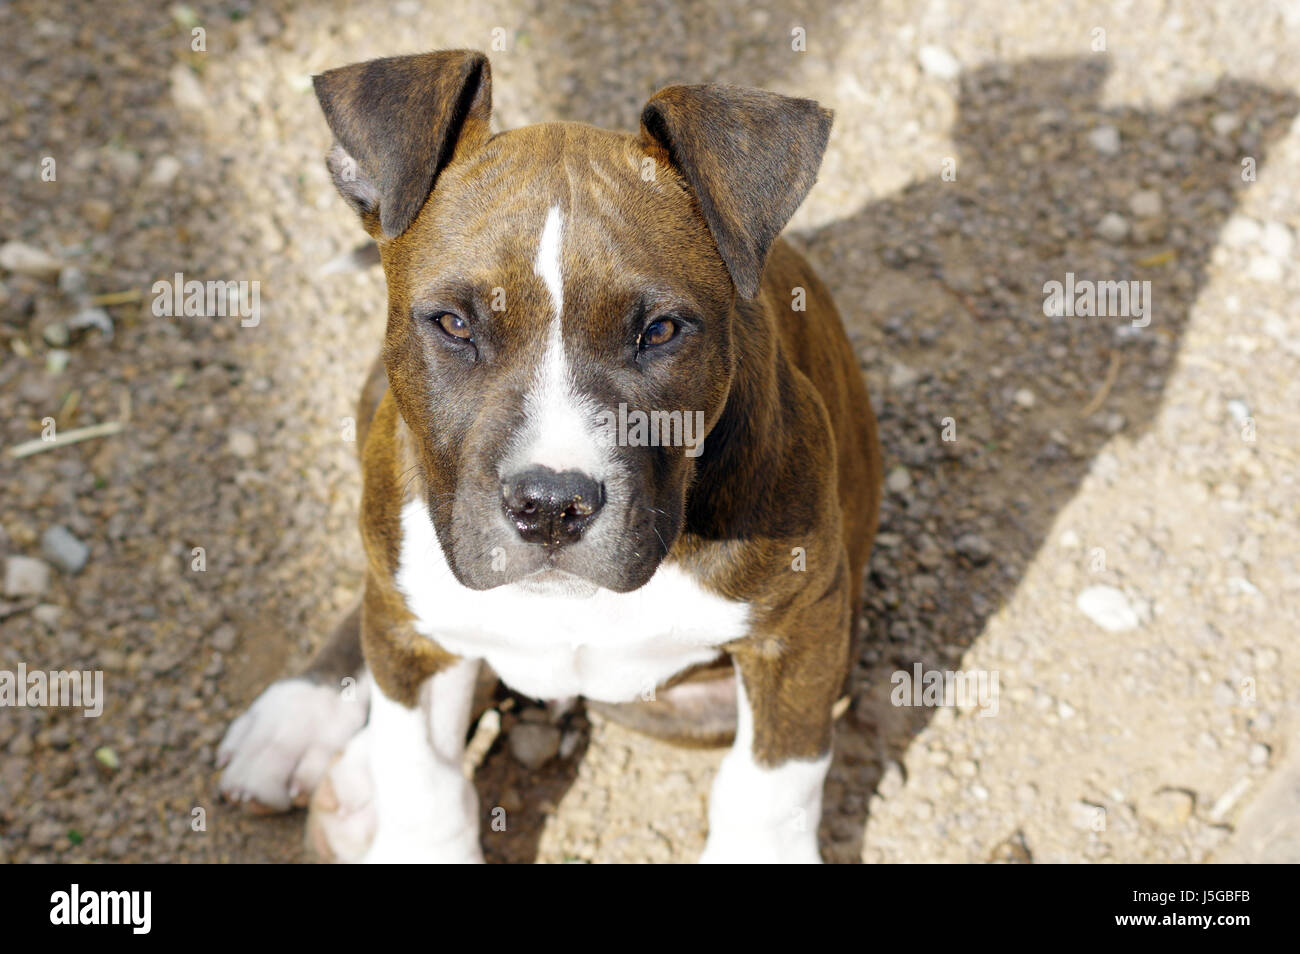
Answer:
[814,57,1295,863]
[468,55,1298,863]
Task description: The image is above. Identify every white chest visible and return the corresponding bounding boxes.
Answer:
[393,501,750,702]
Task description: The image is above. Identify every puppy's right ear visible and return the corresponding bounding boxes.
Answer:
[313,51,492,240]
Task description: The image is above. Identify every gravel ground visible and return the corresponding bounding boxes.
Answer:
[1,0,1298,864]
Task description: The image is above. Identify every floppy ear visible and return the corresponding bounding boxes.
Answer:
[639,85,832,299]
[313,50,492,240]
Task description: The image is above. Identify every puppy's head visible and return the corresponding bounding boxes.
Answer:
[314,51,831,595]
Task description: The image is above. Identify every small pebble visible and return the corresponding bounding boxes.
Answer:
[41,526,90,575]
[4,555,51,597]
[508,723,561,770]
[955,533,993,565]
[917,45,960,80]
[1225,399,1251,425]
[41,322,69,347]
[67,307,113,341]
[1076,585,1140,632]
[885,466,912,494]
[0,241,62,279]
[32,603,64,628]
[1088,124,1120,155]
[889,362,920,390]
[1128,189,1163,219]
[81,199,113,232]
[1210,112,1240,136]
[1097,212,1129,242]
[227,430,258,458]
[210,624,237,652]
[170,63,208,111]
[147,155,184,187]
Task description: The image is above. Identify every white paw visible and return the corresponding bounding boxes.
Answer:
[700,829,823,864]
[305,727,377,863]
[304,718,483,865]
[361,829,484,864]
[218,677,369,813]
[359,765,484,864]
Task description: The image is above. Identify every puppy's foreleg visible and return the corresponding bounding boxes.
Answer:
[363,658,483,863]
[700,583,850,864]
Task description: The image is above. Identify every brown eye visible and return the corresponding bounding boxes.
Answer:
[434,312,472,340]
[641,317,678,349]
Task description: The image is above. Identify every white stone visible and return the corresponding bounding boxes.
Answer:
[508,723,561,770]
[1128,189,1163,219]
[1211,112,1241,136]
[41,526,89,574]
[917,45,960,80]
[1076,585,1141,632]
[885,466,912,494]
[32,604,64,628]
[0,241,62,279]
[889,361,920,390]
[1088,124,1121,155]
[1097,212,1129,242]
[4,556,51,598]
[170,63,207,111]
[147,155,184,187]
[228,430,258,458]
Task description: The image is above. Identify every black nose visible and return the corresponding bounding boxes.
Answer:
[501,467,605,546]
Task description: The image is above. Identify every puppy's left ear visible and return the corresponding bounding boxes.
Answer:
[639,85,832,299]
[313,50,492,240]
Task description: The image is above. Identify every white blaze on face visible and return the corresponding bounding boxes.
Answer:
[505,205,607,479]
[535,205,565,316]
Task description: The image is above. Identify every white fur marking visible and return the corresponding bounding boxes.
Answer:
[535,205,564,317]
[364,664,483,863]
[395,499,750,703]
[507,206,607,477]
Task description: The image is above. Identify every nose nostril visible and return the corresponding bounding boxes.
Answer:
[502,467,605,546]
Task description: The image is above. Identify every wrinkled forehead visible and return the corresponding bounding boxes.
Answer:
[390,122,728,308]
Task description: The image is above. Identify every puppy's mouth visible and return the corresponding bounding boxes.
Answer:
[440,476,672,594]
[512,567,600,599]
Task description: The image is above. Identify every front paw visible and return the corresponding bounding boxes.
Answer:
[305,727,377,863]
[304,728,483,864]
[700,829,823,864]
[218,677,368,813]
[362,829,484,864]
